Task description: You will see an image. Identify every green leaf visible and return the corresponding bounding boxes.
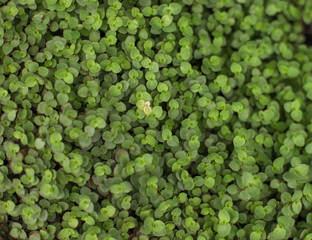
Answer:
[233,136,245,148]
[231,62,242,74]
[217,223,231,238]
[305,143,312,154]
[218,209,230,223]
[153,220,165,232]
[273,225,286,240]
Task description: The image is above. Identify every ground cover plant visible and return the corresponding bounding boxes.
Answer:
[2,0,312,239]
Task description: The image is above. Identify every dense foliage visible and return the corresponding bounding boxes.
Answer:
[2,0,312,239]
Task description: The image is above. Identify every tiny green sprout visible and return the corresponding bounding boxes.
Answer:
[137,100,152,116]
[143,101,152,116]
